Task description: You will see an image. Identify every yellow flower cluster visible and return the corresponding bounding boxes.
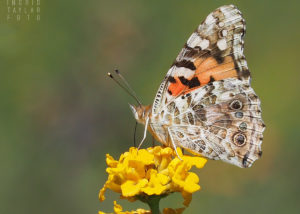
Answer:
[99,201,150,214]
[99,146,207,208]
[99,201,185,214]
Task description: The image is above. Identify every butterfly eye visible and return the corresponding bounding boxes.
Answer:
[230,100,243,110]
[233,133,246,146]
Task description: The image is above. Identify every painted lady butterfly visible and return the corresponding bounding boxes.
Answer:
[129,5,265,168]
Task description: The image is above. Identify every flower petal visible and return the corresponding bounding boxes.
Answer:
[106,154,118,168]
[113,201,123,213]
[121,179,148,197]
[181,191,193,207]
[99,185,107,202]
[183,156,207,169]
[183,172,200,193]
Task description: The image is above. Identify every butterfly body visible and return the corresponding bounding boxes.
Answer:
[130,5,265,168]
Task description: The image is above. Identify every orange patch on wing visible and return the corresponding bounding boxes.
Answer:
[194,56,238,85]
[168,76,187,97]
[167,56,238,97]
[194,57,218,72]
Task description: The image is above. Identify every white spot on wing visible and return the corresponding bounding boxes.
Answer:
[187,33,202,48]
[199,39,209,50]
[205,14,215,25]
[173,66,194,79]
[218,22,225,27]
[217,38,227,50]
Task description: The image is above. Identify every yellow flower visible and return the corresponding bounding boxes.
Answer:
[99,146,207,210]
[99,201,186,214]
[99,201,151,214]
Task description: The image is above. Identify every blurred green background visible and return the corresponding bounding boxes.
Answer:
[1,0,299,213]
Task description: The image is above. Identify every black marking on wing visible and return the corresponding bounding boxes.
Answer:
[214,54,225,64]
[188,77,201,88]
[179,76,189,85]
[168,76,176,83]
[208,76,215,83]
[242,152,249,167]
[173,60,196,70]
[234,56,250,79]
[182,43,212,59]
[178,76,201,89]
[183,43,201,57]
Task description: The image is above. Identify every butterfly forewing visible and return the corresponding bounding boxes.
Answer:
[152,5,249,116]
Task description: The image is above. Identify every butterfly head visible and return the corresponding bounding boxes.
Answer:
[129,104,152,125]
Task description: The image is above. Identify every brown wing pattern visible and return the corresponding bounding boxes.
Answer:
[166,79,265,168]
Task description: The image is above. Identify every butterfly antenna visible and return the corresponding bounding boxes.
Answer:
[107,72,142,106]
[114,69,142,106]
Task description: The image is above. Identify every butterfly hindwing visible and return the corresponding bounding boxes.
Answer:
[166,78,265,168]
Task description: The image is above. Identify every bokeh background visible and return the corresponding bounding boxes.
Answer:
[1,0,299,213]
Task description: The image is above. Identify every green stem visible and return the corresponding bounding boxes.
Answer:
[146,196,161,214]
[137,195,163,214]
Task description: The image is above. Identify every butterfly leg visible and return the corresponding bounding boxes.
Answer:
[133,121,138,147]
[137,117,149,149]
[167,128,183,160]
[152,136,155,147]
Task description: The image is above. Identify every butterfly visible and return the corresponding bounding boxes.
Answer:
[128,5,265,168]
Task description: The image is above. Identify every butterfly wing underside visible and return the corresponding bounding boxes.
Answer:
[150,5,265,168]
